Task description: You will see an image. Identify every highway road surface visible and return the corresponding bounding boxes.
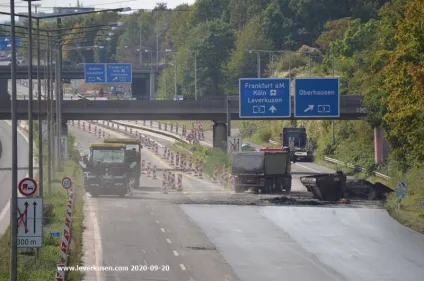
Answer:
[0,121,30,237]
[70,121,424,281]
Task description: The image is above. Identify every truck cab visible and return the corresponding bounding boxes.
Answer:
[280,127,314,162]
[80,143,136,197]
[103,138,143,188]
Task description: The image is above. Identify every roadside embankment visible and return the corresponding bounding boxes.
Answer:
[0,130,84,281]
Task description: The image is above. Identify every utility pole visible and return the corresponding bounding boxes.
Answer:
[139,25,142,65]
[156,11,159,71]
[27,0,34,178]
[9,0,19,279]
[47,36,52,194]
[194,50,197,100]
[36,18,43,196]
[174,57,177,100]
[256,52,260,78]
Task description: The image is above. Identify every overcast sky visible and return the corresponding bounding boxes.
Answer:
[0,0,195,22]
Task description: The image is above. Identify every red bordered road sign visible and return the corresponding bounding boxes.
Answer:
[18,177,37,197]
[62,177,72,190]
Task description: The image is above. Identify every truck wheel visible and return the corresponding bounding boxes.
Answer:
[234,185,244,193]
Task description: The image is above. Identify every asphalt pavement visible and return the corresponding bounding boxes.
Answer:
[0,121,30,237]
[69,120,424,281]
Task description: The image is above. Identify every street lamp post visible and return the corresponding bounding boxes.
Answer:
[9,0,19,280]
[36,17,43,196]
[194,50,197,100]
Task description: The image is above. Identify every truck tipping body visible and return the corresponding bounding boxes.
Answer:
[231,151,291,194]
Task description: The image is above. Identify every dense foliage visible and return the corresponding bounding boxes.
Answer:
[17,0,423,178]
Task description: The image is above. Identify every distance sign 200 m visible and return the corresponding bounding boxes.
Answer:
[131,265,170,271]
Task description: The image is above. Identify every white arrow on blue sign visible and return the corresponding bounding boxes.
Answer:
[294,77,340,117]
[106,63,132,83]
[239,78,291,118]
[84,63,106,83]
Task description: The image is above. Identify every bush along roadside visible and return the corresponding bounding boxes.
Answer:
[0,130,84,281]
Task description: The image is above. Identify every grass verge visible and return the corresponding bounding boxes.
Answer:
[0,132,84,281]
[169,141,232,187]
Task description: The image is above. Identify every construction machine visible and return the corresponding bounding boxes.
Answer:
[104,138,143,188]
[80,143,137,197]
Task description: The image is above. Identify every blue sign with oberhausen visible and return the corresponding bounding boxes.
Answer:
[239,78,291,118]
[106,63,132,83]
[84,63,106,83]
[294,77,340,117]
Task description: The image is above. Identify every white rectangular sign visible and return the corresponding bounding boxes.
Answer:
[17,198,43,248]
[60,136,69,159]
[227,137,242,154]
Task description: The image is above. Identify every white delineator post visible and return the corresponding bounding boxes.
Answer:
[147,162,152,177]
[177,174,183,191]
[152,165,157,179]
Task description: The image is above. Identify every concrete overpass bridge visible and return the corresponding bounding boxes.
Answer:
[0,64,167,100]
[0,95,367,150]
[0,95,366,121]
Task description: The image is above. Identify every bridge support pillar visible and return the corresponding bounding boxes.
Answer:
[374,127,389,165]
[212,122,227,151]
[0,79,9,101]
[149,73,156,100]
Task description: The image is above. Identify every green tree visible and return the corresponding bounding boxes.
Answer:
[383,0,424,164]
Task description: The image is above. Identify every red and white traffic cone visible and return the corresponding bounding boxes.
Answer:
[147,162,151,177]
[141,160,146,174]
[177,174,183,191]
[152,165,157,179]
[162,170,168,194]
[213,165,218,183]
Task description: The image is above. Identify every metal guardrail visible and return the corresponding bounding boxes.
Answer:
[324,156,390,180]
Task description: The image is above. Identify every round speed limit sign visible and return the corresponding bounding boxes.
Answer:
[62,177,72,190]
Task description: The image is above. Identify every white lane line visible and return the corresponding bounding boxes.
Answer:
[180,264,186,271]
[160,228,165,232]
[294,163,321,173]
[166,238,172,244]
[156,220,160,224]
[145,205,150,208]
[173,250,179,256]
[150,212,154,216]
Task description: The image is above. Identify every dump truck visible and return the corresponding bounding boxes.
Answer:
[280,127,314,162]
[104,138,143,188]
[80,143,137,197]
[231,151,292,193]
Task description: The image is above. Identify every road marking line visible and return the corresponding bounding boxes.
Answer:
[166,238,172,244]
[160,228,165,232]
[156,220,160,224]
[145,205,150,208]
[294,163,321,173]
[150,212,154,216]
[180,264,186,271]
[173,250,179,256]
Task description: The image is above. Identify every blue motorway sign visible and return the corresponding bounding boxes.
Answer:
[84,63,106,83]
[294,77,340,117]
[106,63,132,83]
[239,78,291,118]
